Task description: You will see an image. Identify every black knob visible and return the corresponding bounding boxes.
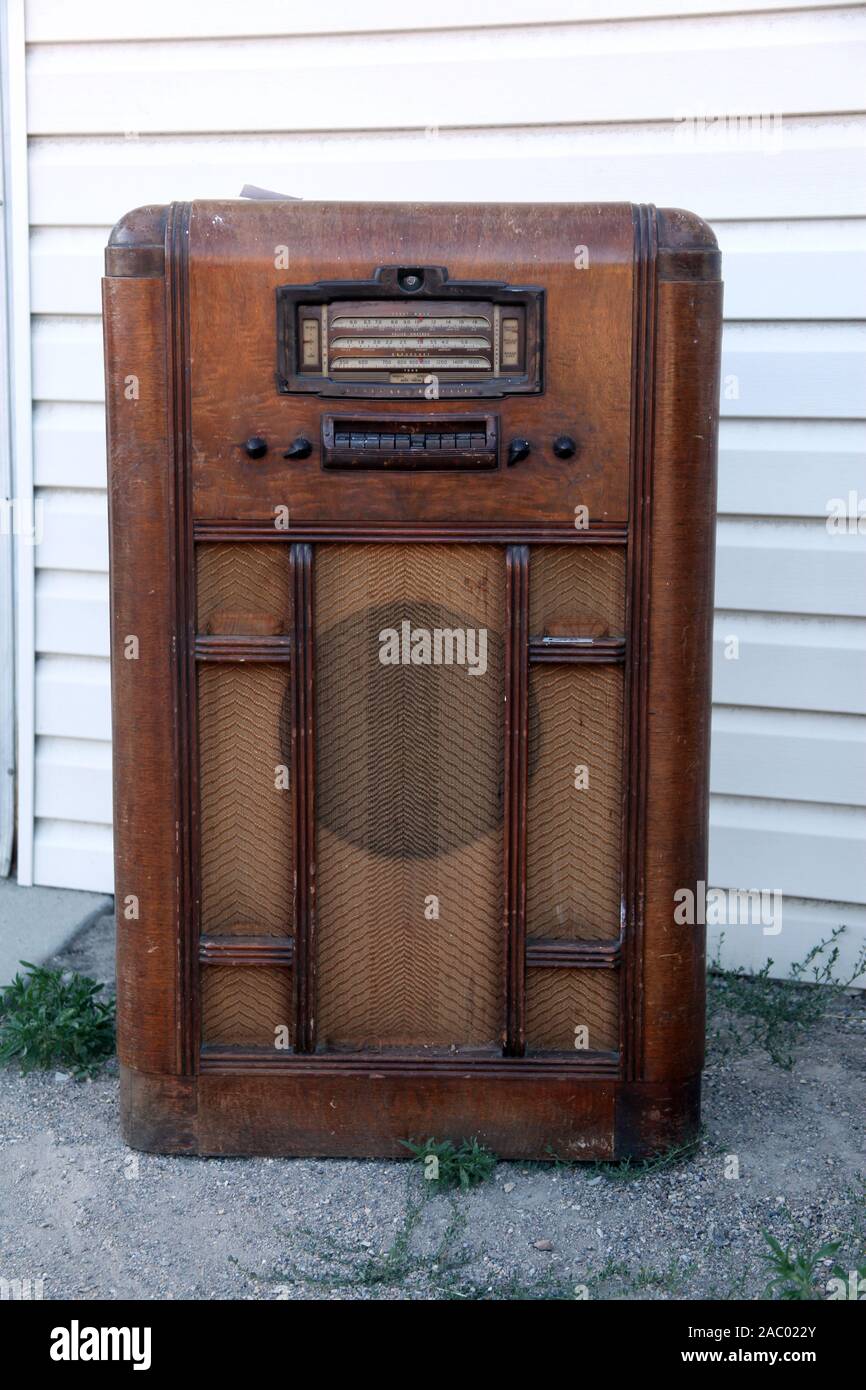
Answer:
[283,436,313,460]
[553,435,577,459]
[243,435,268,459]
[507,438,531,467]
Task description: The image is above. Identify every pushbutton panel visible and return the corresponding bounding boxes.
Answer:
[322,415,498,470]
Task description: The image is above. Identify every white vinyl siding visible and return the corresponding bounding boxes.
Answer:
[16,1,866,978]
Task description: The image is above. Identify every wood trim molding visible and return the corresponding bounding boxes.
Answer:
[105,206,169,278]
[621,204,658,1081]
[166,201,199,1075]
[529,636,626,665]
[504,544,529,1056]
[194,636,293,662]
[199,1049,621,1078]
[194,520,628,545]
[526,939,622,969]
[199,937,294,966]
[290,543,317,1053]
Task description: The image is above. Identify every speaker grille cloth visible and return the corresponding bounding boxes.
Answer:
[526,665,623,940]
[198,663,292,936]
[201,967,293,1046]
[315,544,504,1050]
[530,545,625,638]
[525,969,619,1052]
[197,543,291,635]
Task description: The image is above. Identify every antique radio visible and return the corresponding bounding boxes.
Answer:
[104,201,721,1158]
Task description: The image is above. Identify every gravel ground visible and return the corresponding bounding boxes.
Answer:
[0,913,863,1301]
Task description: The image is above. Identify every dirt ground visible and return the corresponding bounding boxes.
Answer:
[0,913,863,1301]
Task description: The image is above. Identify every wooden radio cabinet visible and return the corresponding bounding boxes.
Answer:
[104,201,721,1158]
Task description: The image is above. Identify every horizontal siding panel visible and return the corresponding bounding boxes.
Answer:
[710,795,866,904]
[711,707,866,806]
[25,12,865,135]
[712,614,866,715]
[35,655,112,740]
[715,518,866,617]
[720,323,866,420]
[718,419,866,518]
[36,219,866,321]
[25,0,845,43]
[32,316,104,403]
[717,219,866,320]
[35,736,112,823]
[30,226,109,315]
[36,570,109,656]
[708,895,866,981]
[33,818,114,893]
[28,122,866,226]
[34,489,108,571]
[33,401,107,488]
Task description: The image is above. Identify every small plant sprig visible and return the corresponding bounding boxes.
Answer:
[402,1136,497,1191]
[760,1231,842,1300]
[0,962,116,1079]
[709,928,866,1069]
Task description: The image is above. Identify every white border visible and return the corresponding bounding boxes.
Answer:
[1,0,34,883]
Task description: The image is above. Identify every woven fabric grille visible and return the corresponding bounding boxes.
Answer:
[526,665,623,940]
[198,664,292,936]
[201,967,293,1046]
[197,543,291,636]
[525,969,619,1052]
[314,543,504,1050]
[529,545,626,639]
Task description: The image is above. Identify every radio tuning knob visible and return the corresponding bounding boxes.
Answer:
[283,436,313,460]
[507,438,531,467]
[553,435,577,459]
[243,435,268,459]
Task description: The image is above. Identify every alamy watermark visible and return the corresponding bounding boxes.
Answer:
[378,620,488,676]
[674,110,783,154]
[674,881,783,936]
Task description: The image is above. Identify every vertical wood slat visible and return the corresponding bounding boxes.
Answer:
[504,545,529,1056]
[291,543,317,1052]
[621,203,658,1080]
[166,201,201,1074]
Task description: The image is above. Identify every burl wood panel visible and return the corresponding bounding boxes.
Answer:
[185,202,635,524]
[315,544,504,1050]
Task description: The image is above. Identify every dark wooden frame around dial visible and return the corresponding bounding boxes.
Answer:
[276,264,544,398]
